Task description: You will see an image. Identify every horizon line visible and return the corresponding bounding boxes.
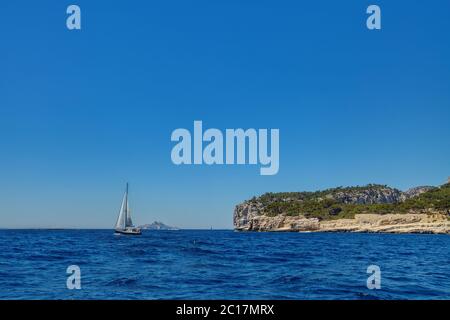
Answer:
[0,227,234,230]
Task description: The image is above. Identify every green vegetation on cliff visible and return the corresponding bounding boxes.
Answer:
[401,183,450,212]
[250,183,450,221]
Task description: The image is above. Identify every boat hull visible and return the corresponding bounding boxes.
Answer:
[114,228,142,236]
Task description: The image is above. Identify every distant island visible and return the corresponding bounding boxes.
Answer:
[139,221,179,230]
[234,181,450,234]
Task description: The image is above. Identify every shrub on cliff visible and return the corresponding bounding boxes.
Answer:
[257,183,450,220]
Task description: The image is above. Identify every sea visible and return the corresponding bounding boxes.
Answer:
[0,230,449,300]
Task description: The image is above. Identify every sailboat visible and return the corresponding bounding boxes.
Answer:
[114,183,142,235]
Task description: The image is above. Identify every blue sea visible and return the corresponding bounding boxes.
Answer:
[0,230,449,300]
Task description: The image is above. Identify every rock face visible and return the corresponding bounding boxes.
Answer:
[233,183,450,234]
[319,214,449,234]
[234,211,320,232]
[234,204,450,234]
[328,186,403,204]
[402,186,435,200]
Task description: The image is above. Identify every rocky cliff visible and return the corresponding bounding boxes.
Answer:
[234,183,450,234]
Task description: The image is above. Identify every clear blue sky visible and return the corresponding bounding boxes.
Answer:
[1,1,449,228]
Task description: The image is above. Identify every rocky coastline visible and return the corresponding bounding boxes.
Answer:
[234,183,450,234]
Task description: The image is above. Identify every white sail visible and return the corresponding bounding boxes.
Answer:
[125,197,133,227]
[114,186,128,230]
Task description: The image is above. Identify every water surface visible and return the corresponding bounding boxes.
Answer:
[0,230,449,299]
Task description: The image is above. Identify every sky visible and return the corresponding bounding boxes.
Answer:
[0,1,449,229]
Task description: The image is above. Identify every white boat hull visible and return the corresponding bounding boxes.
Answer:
[114,227,142,236]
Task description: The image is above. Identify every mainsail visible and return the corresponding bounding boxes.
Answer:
[125,199,133,227]
[115,183,134,230]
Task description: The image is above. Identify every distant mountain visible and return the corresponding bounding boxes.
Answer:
[139,221,179,230]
